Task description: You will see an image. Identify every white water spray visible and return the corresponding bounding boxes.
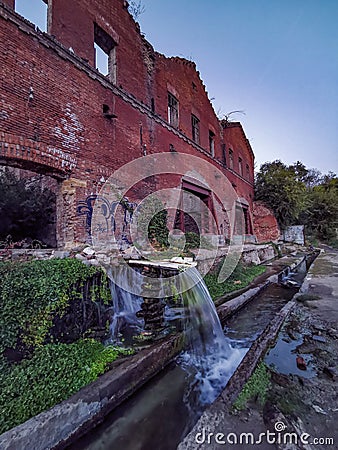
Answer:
[178,267,245,406]
[107,265,144,343]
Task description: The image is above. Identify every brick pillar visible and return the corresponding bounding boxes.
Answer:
[57,177,87,249]
[49,0,94,64]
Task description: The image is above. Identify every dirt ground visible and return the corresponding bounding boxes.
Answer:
[226,246,338,450]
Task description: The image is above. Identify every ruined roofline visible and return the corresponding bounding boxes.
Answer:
[221,121,255,161]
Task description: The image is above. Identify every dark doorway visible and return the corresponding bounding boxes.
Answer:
[0,167,58,247]
[174,180,215,235]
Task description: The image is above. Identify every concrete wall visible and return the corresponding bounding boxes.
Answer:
[284,225,305,245]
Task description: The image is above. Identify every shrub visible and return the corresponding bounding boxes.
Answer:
[0,339,133,434]
[184,231,216,250]
[135,196,169,248]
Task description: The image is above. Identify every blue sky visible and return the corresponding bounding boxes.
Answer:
[16,0,338,174]
[138,0,338,174]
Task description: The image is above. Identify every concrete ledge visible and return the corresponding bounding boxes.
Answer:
[216,255,305,323]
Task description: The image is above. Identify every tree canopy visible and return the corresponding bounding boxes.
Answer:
[255,160,338,244]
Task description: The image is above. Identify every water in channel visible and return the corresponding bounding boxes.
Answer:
[69,259,308,450]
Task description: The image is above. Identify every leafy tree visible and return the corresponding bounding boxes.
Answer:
[255,160,338,244]
[301,176,338,241]
[255,160,307,229]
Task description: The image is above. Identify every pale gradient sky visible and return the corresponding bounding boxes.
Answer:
[16,0,338,174]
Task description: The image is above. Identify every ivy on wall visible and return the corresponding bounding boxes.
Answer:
[0,258,135,434]
[0,258,110,353]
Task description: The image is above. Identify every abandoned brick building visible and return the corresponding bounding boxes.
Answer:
[0,0,258,249]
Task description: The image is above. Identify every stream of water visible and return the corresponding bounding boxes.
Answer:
[107,265,144,343]
[69,259,309,450]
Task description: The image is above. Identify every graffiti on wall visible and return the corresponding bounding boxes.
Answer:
[77,195,137,246]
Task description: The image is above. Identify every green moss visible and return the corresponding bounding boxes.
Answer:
[0,258,110,352]
[296,294,321,303]
[232,362,271,411]
[0,339,133,434]
[204,260,266,301]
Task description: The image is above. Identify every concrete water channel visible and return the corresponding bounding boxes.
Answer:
[67,254,315,450]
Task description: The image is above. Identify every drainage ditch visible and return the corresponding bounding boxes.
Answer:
[67,254,316,450]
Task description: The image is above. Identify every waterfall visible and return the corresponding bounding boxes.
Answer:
[178,267,245,406]
[106,265,144,343]
[106,263,244,407]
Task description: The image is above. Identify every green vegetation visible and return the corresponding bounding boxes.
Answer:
[184,231,216,250]
[255,161,308,229]
[232,362,271,411]
[136,195,170,248]
[0,168,55,244]
[255,160,338,244]
[302,176,338,242]
[0,340,133,434]
[204,261,266,301]
[0,258,134,434]
[0,258,110,353]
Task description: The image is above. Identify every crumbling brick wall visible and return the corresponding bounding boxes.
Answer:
[253,201,280,243]
[0,0,255,248]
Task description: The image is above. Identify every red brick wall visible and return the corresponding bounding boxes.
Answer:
[0,1,255,247]
[2,0,13,8]
[253,201,280,243]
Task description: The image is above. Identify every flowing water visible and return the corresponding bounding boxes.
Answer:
[69,258,311,450]
[177,267,245,408]
[106,265,144,344]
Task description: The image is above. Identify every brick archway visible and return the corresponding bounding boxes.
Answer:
[0,132,75,179]
[0,133,84,248]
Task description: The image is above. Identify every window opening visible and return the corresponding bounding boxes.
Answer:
[94,43,108,76]
[209,130,215,156]
[222,144,227,165]
[229,149,234,169]
[94,23,117,83]
[16,0,48,32]
[191,114,200,144]
[239,157,243,176]
[168,93,179,127]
